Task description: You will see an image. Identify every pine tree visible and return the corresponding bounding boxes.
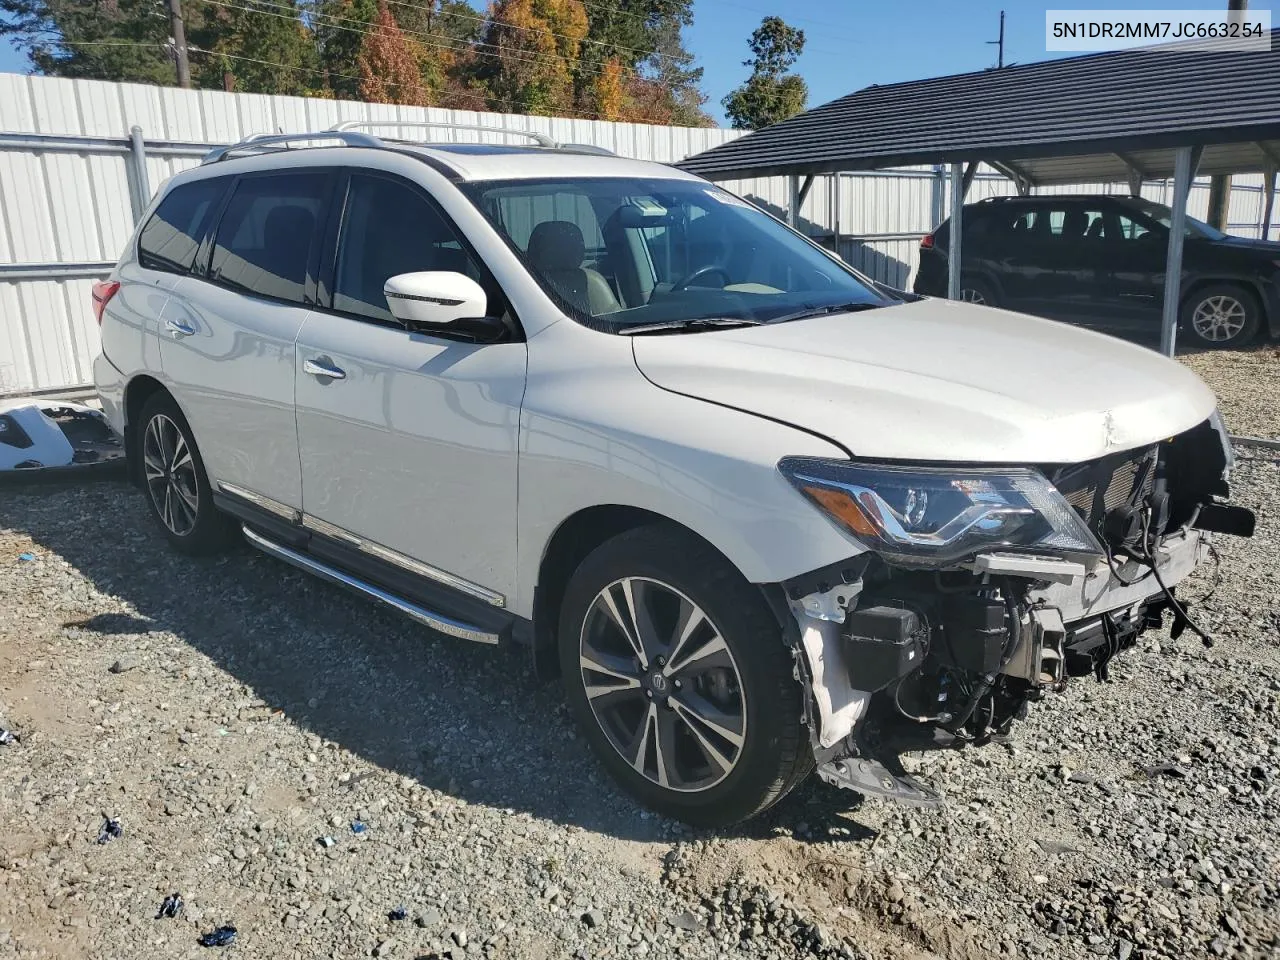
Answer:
[313,0,378,99]
[191,0,321,95]
[722,16,807,130]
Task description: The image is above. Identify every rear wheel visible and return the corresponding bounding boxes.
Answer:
[137,392,234,555]
[959,277,998,306]
[1181,284,1261,348]
[558,524,811,826]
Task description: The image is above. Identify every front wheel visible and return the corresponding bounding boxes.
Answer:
[558,524,811,826]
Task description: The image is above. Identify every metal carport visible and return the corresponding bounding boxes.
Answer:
[679,31,1280,356]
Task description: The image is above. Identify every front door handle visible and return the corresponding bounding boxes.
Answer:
[303,357,346,381]
[164,318,195,338]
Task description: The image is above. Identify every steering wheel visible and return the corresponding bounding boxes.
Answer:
[671,264,732,292]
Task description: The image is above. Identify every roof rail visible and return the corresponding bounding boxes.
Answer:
[559,143,616,156]
[330,120,558,149]
[202,130,381,164]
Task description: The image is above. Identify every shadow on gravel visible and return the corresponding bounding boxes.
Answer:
[2,482,878,845]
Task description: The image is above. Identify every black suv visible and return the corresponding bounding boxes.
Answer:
[914,195,1280,348]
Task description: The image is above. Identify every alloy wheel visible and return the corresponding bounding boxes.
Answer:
[579,577,746,793]
[143,413,199,537]
[959,288,987,304]
[1191,295,1247,342]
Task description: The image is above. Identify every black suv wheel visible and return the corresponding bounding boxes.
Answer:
[1182,283,1261,348]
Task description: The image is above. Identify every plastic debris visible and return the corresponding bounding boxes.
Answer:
[157,893,184,919]
[0,729,18,746]
[351,820,368,835]
[17,552,35,562]
[198,925,238,948]
[388,905,407,922]
[97,816,123,844]
[317,835,335,848]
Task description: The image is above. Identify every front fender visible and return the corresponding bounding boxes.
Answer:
[512,322,860,619]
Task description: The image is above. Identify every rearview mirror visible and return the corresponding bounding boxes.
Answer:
[383,272,505,343]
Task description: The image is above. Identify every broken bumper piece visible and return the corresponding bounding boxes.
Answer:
[816,755,942,808]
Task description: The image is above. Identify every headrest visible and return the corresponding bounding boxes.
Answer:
[527,220,585,271]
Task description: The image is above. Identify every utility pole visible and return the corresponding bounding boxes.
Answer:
[167,0,192,89]
[1206,0,1247,231]
[987,10,1006,69]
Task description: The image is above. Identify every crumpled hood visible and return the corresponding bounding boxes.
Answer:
[631,299,1218,464]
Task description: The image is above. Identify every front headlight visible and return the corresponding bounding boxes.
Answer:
[779,457,1104,569]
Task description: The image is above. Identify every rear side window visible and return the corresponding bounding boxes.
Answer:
[138,179,225,273]
[333,174,486,323]
[209,173,328,303]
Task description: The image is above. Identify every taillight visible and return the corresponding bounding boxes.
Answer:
[920,232,935,250]
[91,280,120,325]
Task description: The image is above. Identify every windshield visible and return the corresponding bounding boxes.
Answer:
[1123,198,1226,240]
[464,177,894,332]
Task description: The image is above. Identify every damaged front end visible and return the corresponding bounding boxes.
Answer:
[773,416,1255,807]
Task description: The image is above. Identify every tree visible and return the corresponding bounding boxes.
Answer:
[0,0,188,85]
[722,15,806,130]
[573,0,709,125]
[313,0,378,99]
[190,0,320,95]
[355,2,429,104]
[479,0,587,116]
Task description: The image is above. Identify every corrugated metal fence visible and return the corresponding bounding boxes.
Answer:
[0,72,1275,395]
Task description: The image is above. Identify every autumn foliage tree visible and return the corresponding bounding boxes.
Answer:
[479,0,587,115]
[356,3,430,105]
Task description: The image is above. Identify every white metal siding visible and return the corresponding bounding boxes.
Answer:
[1,72,1276,394]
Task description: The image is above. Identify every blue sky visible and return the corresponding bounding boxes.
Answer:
[0,0,1258,123]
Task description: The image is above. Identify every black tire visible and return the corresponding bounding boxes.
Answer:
[959,276,999,307]
[1181,283,1261,348]
[136,392,234,555]
[558,523,812,826]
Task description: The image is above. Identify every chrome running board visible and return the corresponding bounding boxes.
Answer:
[242,525,501,645]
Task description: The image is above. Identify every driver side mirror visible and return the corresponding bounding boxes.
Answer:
[383,272,506,344]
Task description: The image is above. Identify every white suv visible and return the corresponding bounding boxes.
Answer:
[92,123,1254,826]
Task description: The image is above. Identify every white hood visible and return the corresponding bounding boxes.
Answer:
[631,299,1218,464]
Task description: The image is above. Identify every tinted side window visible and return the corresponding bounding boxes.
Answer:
[333,175,485,323]
[138,179,225,273]
[209,173,327,303]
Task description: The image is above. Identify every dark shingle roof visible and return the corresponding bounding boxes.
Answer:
[680,32,1280,185]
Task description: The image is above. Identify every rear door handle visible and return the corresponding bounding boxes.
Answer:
[165,318,195,338]
[303,357,346,381]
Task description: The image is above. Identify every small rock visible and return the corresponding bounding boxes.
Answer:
[581,909,604,929]
[415,908,442,929]
[667,911,702,932]
[450,928,468,948]
[372,939,393,957]
[109,655,140,674]
[1116,939,1134,960]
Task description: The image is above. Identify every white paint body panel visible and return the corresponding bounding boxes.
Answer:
[293,314,526,603]
[159,278,309,509]
[632,299,1219,464]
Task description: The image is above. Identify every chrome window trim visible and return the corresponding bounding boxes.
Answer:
[301,513,506,608]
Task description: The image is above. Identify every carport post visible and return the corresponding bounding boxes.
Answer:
[1263,166,1277,238]
[127,125,151,225]
[947,162,964,300]
[787,174,799,226]
[1159,146,1196,356]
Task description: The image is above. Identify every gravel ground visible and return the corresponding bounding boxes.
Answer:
[1180,345,1280,440]
[1,353,1277,960]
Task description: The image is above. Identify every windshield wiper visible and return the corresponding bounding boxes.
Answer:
[617,317,764,336]
[766,301,888,325]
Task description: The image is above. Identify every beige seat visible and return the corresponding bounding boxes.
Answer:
[525,220,622,316]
